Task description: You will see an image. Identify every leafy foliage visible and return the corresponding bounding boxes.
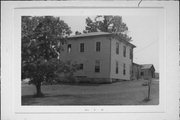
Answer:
[75,31,82,35]
[83,16,132,42]
[21,16,73,96]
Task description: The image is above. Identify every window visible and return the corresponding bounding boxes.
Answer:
[130,48,133,59]
[123,46,126,57]
[129,65,132,75]
[79,64,83,70]
[116,61,118,74]
[80,43,84,52]
[67,44,71,53]
[116,42,119,54]
[123,63,126,75]
[96,42,101,52]
[95,60,100,73]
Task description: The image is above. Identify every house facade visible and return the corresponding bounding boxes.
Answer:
[60,32,136,83]
[132,63,141,80]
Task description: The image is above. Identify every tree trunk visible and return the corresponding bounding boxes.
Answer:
[35,82,43,97]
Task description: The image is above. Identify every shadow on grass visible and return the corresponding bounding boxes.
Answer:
[21,93,84,105]
[22,94,123,105]
[22,95,39,105]
[58,80,124,86]
[22,94,48,105]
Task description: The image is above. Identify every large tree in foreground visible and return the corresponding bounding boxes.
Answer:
[22,16,72,97]
[83,16,132,42]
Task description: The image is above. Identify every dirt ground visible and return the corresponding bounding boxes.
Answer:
[22,79,159,105]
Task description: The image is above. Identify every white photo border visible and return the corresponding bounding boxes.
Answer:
[14,6,165,113]
[1,1,179,120]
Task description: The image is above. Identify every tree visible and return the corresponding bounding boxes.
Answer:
[83,16,132,42]
[75,31,82,35]
[84,17,98,33]
[21,16,72,97]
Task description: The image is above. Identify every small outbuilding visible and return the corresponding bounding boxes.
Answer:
[140,64,155,80]
[155,72,159,79]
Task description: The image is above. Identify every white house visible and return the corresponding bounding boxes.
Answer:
[60,32,136,83]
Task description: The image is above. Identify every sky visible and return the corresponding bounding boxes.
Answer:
[60,16,159,72]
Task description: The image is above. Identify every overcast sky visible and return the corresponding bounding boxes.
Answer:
[60,16,159,72]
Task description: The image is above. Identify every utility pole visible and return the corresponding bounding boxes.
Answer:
[147,78,152,100]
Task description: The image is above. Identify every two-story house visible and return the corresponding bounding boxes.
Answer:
[60,32,136,83]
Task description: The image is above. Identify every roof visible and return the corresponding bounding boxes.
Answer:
[141,64,154,69]
[68,32,136,48]
[68,32,111,38]
[133,62,141,66]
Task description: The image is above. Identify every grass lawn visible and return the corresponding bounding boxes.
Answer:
[22,79,159,105]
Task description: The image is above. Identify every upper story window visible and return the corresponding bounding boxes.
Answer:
[123,63,126,75]
[96,42,101,52]
[130,48,133,59]
[116,42,119,54]
[67,44,71,53]
[123,46,126,57]
[80,43,84,52]
[116,61,119,74]
[95,60,100,73]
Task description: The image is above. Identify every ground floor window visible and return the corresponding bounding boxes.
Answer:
[79,64,83,70]
[116,61,118,74]
[123,63,126,75]
[95,60,100,73]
